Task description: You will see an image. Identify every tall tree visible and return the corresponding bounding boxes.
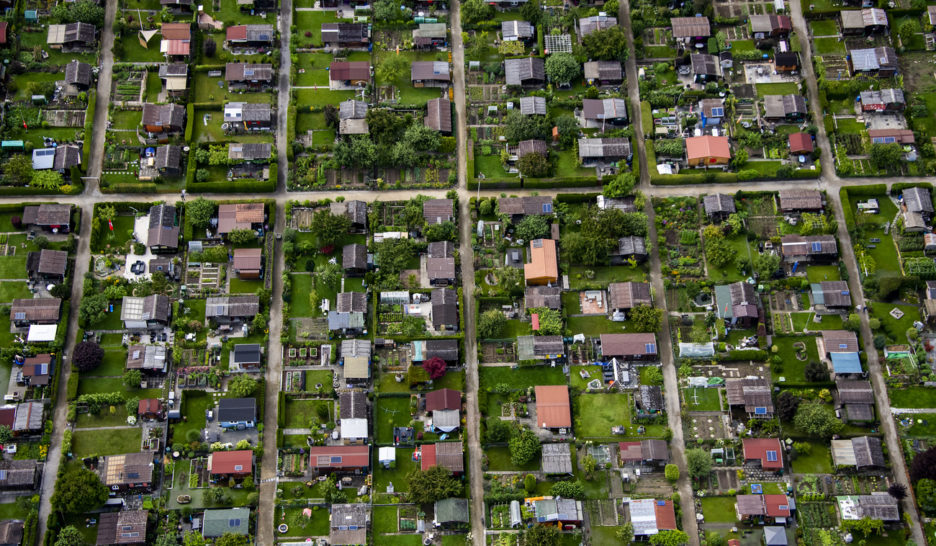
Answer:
[311,209,352,248]
[686,448,712,480]
[794,401,843,438]
[545,53,582,85]
[73,341,104,372]
[186,198,216,229]
[581,26,629,61]
[406,466,463,504]
[52,469,108,514]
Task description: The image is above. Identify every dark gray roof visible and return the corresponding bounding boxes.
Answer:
[205,295,261,318]
[53,145,81,171]
[159,63,188,77]
[725,378,773,413]
[28,249,67,276]
[343,243,367,269]
[330,200,367,226]
[852,436,885,468]
[142,103,185,129]
[671,16,711,38]
[96,510,148,545]
[423,199,453,224]
[704,194,736,215]
[615,236,647,256]
[0,459,38,489]
[432,288,458,327]
[232,343,261,364]
[411,61,450,82]
[218,397,256,422]
[21,204,70,227]
[502,20,534,40]
[579,14,617,36]
[148,203,179,248]
[582,98,628,121]
[428,241,454,258]
[425,98,452,132]
[850,46,897,72]
[339,99,368,120]
[424,339,459,361]
[578,138,631,159]
[519,96,547,115]
[583,61,622,81]
[860,88,905,107]
[608,282,652,310]
[857,494,899,521]
[225,62,274,82]
[155,145,182,170]
[65,60,92,87]
[337,292,367,313]
[541,443,573,474]
[339,391,367,419]
[517,139,547,159]
[904,187,933,213]
[690,53,719,76]
[321,23,368,44]
[835,378,874,404]
[525,286,561,310]
[638,385,664,411]
[764,94,807,118]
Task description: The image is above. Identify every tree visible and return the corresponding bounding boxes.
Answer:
[917,478,936,513]
[521,0,542,25]
[910,447,936,482]
[0,425,11,445]
[845,516,884,537]
[407,465,462,504]
[553,115,580,148]
[3,154,34,186]
[550,480,585,499]
[524,473,537,493]
[503,110,551,143]
[32,170,63,189]
[214,534,250,546]
[665,463,680,482]
[650,530,690,546]
[478,309,507,339]
[643,367,663,386]
[545,53,581,84]
[520,524,561,546]
[53,0,104,25]
[187,198,215,229]
[424,221,457,242]
[374,0,410,21]
[334,136,377,168]
[123,369,142,389]
[227,229,256,245]
[517,152,551,178]
[514,215,550,242]
[844,313,862,331]
[54,526,87,546]
[731,148,749,169]
[311,210,352,248]
[73,341,104,372]
[869,142,905,171]
[402,123,441,153]
[616,523,635,544]
[898,18,920,48]
[775,391,800,422]
[686,448,712,480]
[78,293,109,327]
[751,252,781,280]
[422,357,447,380]
[52,468,108,514]
[485,418,513,443]
[888,483,907,500]
[603,171,636,198]
[581,26,629,61]
[630,305,663,332]
[227,375,258,398]
[461,0,494,26]
[183,532,209,546]
[509,428,541,466]
[794,401,843,438]
[376,53,409,84]
[528,307,562,335]
[804,360,829,382]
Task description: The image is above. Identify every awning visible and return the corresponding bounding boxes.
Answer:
[27,324,57,342]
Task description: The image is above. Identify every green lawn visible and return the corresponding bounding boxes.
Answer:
[567,265,646,289]
[76,406,131,428]
[0,281,31,302]
[682,388,721,411]
[479,365,567,391]
[96,347,129,377]
[809,19,839,36]
[284,399,332,429]
[375,396,414,444]
[553,149,600,178]
[729,39,757,53]
[89,302,124,331]
[474,154,513,179]
[173,390,212,444]
[904,414,936,436]
[293,88,355,107]
[293,10,342,46]
[71,427,143,458]
[486,445,539,471]
[570,365,603,390]
[277,505,329,537]
[834,117,867,136]
[756,82,801,97]
[373,505,398,535]
[373,448,419,493]
[643,45,677,58]
[807,265,841,282]
[191,107,274,144]
[114,33,165,62]
[0,256,27,279]
[889,387,936,409]
[193,72,274,104]
[230,277,264,294]
[295,52,334,86]
[565,315,621,336]
[145,70,162,102]
[771,336,820,383]
[790,440,833,473]
[708,235,753,282]
[288,274,314,317]
[814,37,846,55]
[110,109,143,130]
[94,215,136,251]
[869,301,920,344]
[701,496,738,523]
[573,393,631,439]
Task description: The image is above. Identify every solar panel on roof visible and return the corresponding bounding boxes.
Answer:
[711,107,724,116]
[779,504,789,510]
[331,456,343,463]
[755,407,767,415]
[811,241,822,252]
[657,501,665,506]
[230,519,240,527]
[645,343,657,353]
[839,344,848,349]
[543,203,552,213]
[234,465,243,471]
[766,450,778,461]
[13,313,24,320]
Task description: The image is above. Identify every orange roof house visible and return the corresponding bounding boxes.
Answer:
[686,135,731,167]
[524,239,558,286]
[535,385,571,429]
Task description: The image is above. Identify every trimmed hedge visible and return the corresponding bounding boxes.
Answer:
[66,371,79,400]
[475,177,521,189]
[556,193,601,203]
[652,168,820,185]
[0,185,82,196]
[523,176,600,188]
[82,89,96,170]
[184,103,195,142]
[187,178,276,193]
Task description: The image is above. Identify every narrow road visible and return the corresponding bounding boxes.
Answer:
[256,4,293,544]
[618,0,650,187]
[827,190,925,546]
[84,0,118,197]
[448,1,485,540]
[645,201,700,545]
[257,205,286,546]
[36,206,93,543]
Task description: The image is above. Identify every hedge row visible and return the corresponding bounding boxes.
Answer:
[556,193,601,203]
[82,89,96,171]
[187,178,276,193]
[651,168,820,185]
[476,177,522,189]
[184,103,195,142]
[102,183,159,194]
[523,176,600,188]
[0,185,81,196]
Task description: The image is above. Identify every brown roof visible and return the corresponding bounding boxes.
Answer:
[835,378,874,404]
[233,248,262,271]
[29,249,67,276]
[217,203,264,234]
[411,61,450,82]
[778,189,822,211]
[147,203,178,249]
[100,453,154,487]
[421,442,464,472]
[725,378,773,414]
[141,103,185,129]
[343,243,367,270]
[534,385,571,428]
[497,196,554,216]
[524,286,561,310]
[427,257,456,280]
[423,199,453,224]
[654,500,678,530]
[0,459,38,489]
[600,333,657,357]
[96,510,148,546]
[138,398,160,416]
[868,128,915,144]
[789,132,814,153]
[336,292,367,313]
[822,330,859,353]
[225,62,274,82]
[428,241,454,258]
[0,521,23,545]
[426,389,461,411]
[161,22,190,40]
[780,234,837,257]
[671,16,711,38]
[10,298,61,323]
[608,282,651,310]
[21,204,70,227]
[329,61,370,81]
[742,438,783,469]
[22,354,52,385]
[517,139,548,159]
[425,98,452,132]
[309,445,370,469]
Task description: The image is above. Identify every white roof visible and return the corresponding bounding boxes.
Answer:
[340,418,368,439]
[27,324,57,342]
[32,148,55,170]
[378,447,396,462]
[628,498,660,536]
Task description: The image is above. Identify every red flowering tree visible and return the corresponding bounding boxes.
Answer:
[422,357,447,380]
